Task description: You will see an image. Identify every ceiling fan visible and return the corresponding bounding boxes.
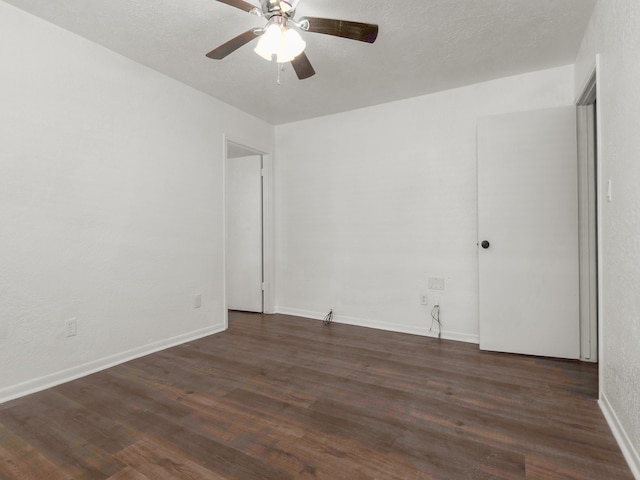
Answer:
[206,0,379,80]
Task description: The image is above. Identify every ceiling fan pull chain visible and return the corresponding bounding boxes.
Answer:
[276,62,285,85]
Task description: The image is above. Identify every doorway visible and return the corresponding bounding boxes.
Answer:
[576,67,600,363]
[224,138,273,323]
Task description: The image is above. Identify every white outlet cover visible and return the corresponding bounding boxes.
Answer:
[428,277,445,290]
[65,318,77,337]
[193,294,202,308]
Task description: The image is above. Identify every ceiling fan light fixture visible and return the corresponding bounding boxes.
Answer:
[209,0,379,80]
[254,18,305,63]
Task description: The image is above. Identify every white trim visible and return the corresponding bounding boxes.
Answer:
[594,55,604,397]
[261,152,275,314]
[275,306,479,344]
[0,323,226,404]
[575,64,597,105]
[222,135,229,329]
[600,393,640,479]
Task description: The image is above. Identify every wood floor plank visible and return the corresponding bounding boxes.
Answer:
[0,312,633,479]
[105,466,152,480]
[114,435,228,480]
[67,378,291,479]
[0,391,124,479]
[0,425,77,480]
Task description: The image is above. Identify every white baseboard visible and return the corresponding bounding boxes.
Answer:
[0,323,226,405]
[275,306,479,344]
[600,393,640,479]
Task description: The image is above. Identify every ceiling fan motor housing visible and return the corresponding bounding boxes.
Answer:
[261,0,296,18]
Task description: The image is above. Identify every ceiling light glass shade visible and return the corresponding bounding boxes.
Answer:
[254,24,283,61]
[277,28,306,63]
[254,23,306,63]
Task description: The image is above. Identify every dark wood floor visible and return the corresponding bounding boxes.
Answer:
[0,312,633,480]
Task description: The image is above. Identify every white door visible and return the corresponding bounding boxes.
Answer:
[227,155,263,312]
[478,106,580,359]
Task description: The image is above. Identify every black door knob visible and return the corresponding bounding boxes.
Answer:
[481,240,490,249]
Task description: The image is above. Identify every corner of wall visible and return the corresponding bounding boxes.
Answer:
[275,306,479,344]
[0,323,226,404]
[600,394,640,479]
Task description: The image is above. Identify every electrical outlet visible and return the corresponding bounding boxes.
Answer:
[64,318,77,338]
[428,277,445,290]
[420,294,428,305]
[193,294,202,309]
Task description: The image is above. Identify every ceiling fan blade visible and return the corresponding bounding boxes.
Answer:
[299,17,379,43]
[215,0,258,13]
[206,29,260,59]
[291,51,315,80]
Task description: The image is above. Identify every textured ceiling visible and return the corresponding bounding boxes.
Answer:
[4,0,596,125]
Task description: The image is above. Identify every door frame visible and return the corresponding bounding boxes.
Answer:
[222,134,275,328]
[576,63,600,364]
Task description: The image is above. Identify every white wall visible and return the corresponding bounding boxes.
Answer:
[575,1,640,476]
[0,1,273,401]
[274,65,575,341]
